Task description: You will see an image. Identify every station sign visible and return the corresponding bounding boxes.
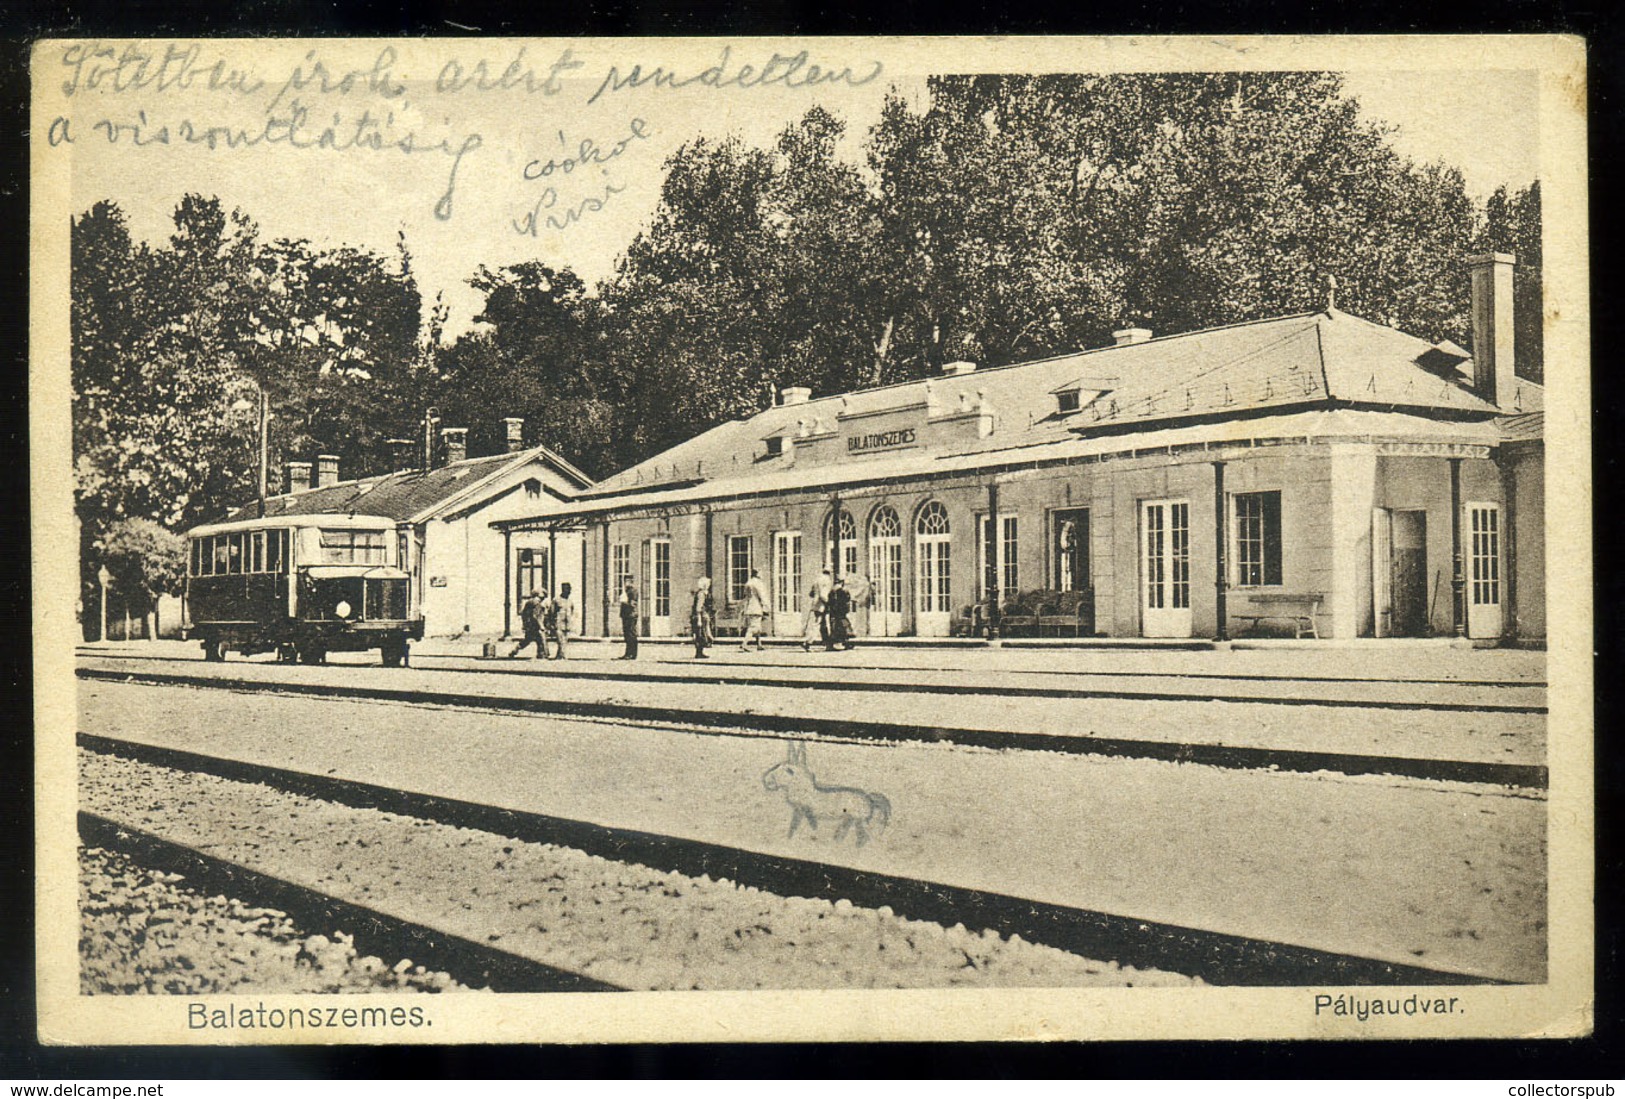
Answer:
[846,427,917,454]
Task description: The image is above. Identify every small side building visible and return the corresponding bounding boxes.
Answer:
[221,422,592,638]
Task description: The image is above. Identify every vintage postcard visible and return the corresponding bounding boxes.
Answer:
[31,34,1591,1044]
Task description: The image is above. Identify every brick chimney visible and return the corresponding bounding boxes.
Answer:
[384,438,416,471]
[1468,252,1517,407]
[283,461,311,494]
[780,386,812,406]
[1112,327,1153,346]
[941,360,977,376]
[441,427,468,465]
[315,455,340,488]
[503,417,525,453]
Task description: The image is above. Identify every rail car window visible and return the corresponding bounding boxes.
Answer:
[190,530,289,576]
[319,528,387,564]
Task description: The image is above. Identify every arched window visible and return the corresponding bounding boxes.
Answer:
[916,501,950,536]
[915,501,952,622]
[823,507,858,579]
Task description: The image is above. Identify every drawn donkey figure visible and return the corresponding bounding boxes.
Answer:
[761,740,891,847]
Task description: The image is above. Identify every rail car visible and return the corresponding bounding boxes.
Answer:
[185,515,423,665]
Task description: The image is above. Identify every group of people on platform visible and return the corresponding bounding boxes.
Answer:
[508,583,578,660]
[606,568,865,660]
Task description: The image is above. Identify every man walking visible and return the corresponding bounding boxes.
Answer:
[550,583,577,660]
[691,577,716,659]
[740,568,769,652]
[618,581,639,659]
[509,590,546,659]
[826,577,854,651]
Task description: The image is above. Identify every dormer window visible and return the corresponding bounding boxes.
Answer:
[764,436,784,458]
[1057,389,1082,414]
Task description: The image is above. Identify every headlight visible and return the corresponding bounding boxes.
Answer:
[335,600,352,618]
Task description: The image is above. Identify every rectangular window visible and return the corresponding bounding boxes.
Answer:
[227,533,245,574]
[1234,491,1283,587]
[190,539,202,577]
[612,543,633,598]
[214,536,230,575]
[267,530,284,572]
[977,515,1020,601]
[1002,515,1019,598]
[652,540,672,618]
[774,532,802,615]
[728,535,754,604]
[319,529,387,565]
[1471,506,1501,605]
[517,547,548,601]
[251,531,265,573]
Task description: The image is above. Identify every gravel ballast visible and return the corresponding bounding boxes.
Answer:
[80,844,474,994]
[79,748,1197,990]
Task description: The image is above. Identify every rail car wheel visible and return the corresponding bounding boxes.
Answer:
[298,646,326,665]
[277,644,298,664]
[203,637,227,662]
[381,641,407,668]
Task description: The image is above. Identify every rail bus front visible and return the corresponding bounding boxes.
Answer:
[185,518,423,666]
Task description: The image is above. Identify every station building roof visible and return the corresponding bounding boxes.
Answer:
[573,308,1543,510]
[223,445,592,526]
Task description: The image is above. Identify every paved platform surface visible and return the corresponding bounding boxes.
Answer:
[79,675,1547,982]
[78,644,1547,769]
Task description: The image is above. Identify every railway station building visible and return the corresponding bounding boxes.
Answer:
[218,419,592,638]
[499,254,1544,645]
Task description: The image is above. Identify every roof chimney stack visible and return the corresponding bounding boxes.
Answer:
[1467,253,1517,407]
[503,417,525,453]
[384,438,416,472]
[441,427,468,465]
[315,455,340,489]
[283,460,311,494]
[941,360,977,376]
[1112,327,1153,346]
[780,386,812,406]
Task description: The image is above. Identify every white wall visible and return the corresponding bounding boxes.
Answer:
[417,466,587,637]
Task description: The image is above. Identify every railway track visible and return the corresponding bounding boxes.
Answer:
[78,647,1548,712]
[80,813,621,993]
[80,732,1499,988]
[76,662,1549,788]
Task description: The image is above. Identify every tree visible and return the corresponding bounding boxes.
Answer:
[1477,181,1543,383]
[429,262,621,475]
[866,73,1482,378]
[100,517,187,640]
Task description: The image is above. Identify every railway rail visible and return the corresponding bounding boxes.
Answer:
[76,661,1548,788]
[80,733,1497,988]
[78,647,1547,712]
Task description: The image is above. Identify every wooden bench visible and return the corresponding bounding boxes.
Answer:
[1233,592,1324,639]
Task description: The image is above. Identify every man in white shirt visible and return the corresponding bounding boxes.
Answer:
[550,582,577,660]
[740,569,769,651]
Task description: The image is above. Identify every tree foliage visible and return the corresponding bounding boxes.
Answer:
[72,75,1544,633]
[71,195,428,634]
